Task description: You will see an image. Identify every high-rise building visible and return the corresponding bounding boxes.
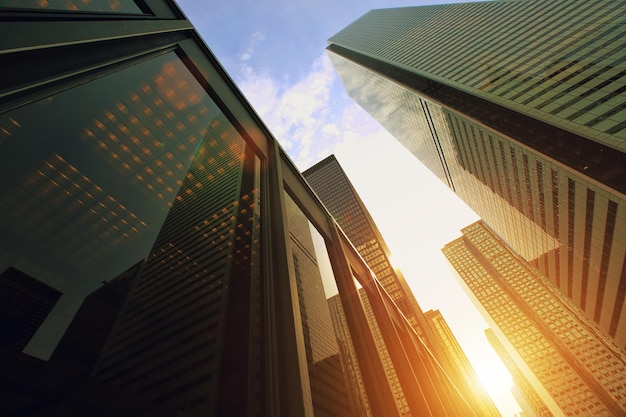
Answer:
[424,309,501,417]
[327,0,626,348]
[0,267,62,352]
[443,221,626,416]
[48,262,142,373]
[485,328,552,417]
[303,155,433,339]
[0,2,475,416]
[283,193,356,417]
[304,154,499,416]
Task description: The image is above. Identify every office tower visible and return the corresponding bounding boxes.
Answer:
[304,154,499,416]
[485,329,552,417]
[327,0,626,348]
[0,267,62,352]
[0,2,475,416]
[443,221,626,416]
[424,309,501,417]
[48,262,142,373]
[303,155,433,339]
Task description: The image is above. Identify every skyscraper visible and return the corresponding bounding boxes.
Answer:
[0,2,476,416]
[328,288,413,417]
[0,267,62,352]
[49,262,142,373]
[424,309,501,417]
[327,0,626,348]
[485,328,553,417]
[443,221,626,416]
[304,154,499,416]
[303,155,433,339]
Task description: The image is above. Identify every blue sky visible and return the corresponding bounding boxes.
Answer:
[176,1,522,415]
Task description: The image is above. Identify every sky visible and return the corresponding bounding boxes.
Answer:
[177,0,522,415]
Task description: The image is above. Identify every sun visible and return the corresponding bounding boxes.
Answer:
[476,356,514,396]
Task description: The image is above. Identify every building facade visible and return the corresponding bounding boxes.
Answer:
[327,0,626,348]
[443,221,626,416]
[0,2,476,416]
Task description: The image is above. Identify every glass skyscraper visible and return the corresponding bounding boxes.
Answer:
[303,155,433,339]
[444,221,626,417]
[327,0,626,349]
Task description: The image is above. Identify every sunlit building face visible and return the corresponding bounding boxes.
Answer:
[327,0,626,349]
[444,221,626,417]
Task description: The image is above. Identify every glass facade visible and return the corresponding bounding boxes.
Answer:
[330,0,626,151]
[444,221,626,417]
[327,0,626,349]
[0,2,481,416]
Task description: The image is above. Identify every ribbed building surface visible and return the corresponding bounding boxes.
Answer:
[443,221,626,417]
[327,0,626,349]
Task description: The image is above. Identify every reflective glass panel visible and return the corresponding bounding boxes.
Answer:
[0,51,221,358]
[283,192,364,417]
[0,0,143,13]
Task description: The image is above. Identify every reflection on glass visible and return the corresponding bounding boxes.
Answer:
[94,112,263,416]
[1,0,143,13]
[0,51,220,358]
[284,193,357,417]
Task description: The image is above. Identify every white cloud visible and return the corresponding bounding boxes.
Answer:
[238,31,266,62]
[234,47,398,171]
[236,53,340,165]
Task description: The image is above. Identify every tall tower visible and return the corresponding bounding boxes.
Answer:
[328,288,412,417]
[0,267,62,352]
[443,221,626,416]
[485,329,552,417]
[303,155,433,340]
[327,0,626,348]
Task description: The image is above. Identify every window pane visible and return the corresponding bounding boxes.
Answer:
[284,192,363,417]
[1,0,144,13]
[0,51,221,358]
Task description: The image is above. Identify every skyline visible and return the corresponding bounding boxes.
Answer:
[177,0,521,415]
